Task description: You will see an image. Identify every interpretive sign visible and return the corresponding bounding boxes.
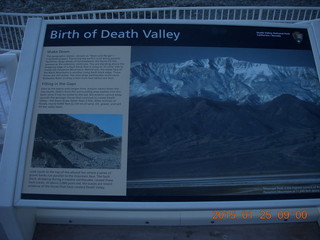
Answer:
[21,22,320,201]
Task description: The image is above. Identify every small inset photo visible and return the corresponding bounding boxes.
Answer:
[31,114,122,169]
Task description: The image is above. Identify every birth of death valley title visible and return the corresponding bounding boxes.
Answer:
[49,28,181,41]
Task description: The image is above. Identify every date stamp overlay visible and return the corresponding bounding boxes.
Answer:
[209,208,318,224]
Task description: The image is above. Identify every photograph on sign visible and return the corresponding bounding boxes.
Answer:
[31,114,122,169]
[127,46,320,197]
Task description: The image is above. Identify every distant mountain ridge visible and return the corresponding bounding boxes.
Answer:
[128,57,320,179]
[128,93,320,179]
[34,114,113,141]
[130,57,320,104]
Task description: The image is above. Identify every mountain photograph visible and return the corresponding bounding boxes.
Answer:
[127,47,320,186]
[31,114,122,169]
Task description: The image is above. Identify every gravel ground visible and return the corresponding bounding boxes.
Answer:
[1,0,320,13]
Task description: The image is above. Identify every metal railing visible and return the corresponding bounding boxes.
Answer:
[1,6,320,51]
[0,52,18,132]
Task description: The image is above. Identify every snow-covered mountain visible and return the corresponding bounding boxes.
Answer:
[128,57,320,179]
[130,57,320,104]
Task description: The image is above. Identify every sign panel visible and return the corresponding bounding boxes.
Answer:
[22,45,130,196]
[21,22,320,201]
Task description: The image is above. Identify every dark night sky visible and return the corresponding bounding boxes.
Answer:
[131,46,317,68]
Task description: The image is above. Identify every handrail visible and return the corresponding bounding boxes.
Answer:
[1,6,320,20]
[0,52,18,129]
[1,6,320,51]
